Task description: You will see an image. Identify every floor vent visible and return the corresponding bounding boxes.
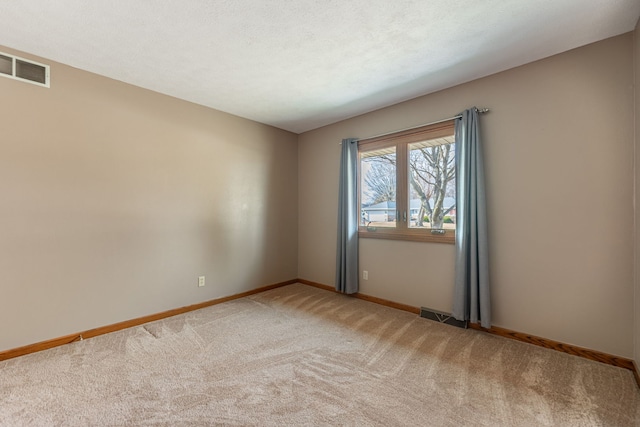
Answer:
[0,52,49,87]
[420,307,467,328]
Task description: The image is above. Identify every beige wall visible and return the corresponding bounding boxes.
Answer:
[0,46,298,352]
[299,34,635,358]
[634,18,640,367]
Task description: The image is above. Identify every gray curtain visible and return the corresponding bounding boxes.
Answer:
[452,108,491,328]
[335,138,359,294]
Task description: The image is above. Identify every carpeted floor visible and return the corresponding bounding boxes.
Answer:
[1,283,638,426]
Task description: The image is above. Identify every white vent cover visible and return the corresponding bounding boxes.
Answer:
[0,52,49,87]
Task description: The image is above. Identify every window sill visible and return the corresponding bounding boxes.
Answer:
[358,228,455,244]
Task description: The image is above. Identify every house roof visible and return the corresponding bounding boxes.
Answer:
[0,1,638,133]
[364,198,455,211]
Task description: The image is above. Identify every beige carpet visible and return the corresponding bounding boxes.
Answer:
[1,283,638,426]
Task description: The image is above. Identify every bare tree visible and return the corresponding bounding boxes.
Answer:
[362,143,455,229]
[363,160,396,205]
[409,144,455,229]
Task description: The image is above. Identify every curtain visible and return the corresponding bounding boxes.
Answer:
[335,138,359,294]
[452,108,491,328]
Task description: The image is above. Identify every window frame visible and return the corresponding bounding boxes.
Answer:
[358,120,456,244]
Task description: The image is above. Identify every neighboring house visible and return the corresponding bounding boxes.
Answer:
[362,200,397,223]
[362,198,455,224]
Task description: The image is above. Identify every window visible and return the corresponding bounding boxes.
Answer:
[358,120,456,243]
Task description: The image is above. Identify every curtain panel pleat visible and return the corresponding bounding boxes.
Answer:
[452,108,491,328]
[335,138,359,294]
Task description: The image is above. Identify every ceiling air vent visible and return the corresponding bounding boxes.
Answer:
[0,52,49,87]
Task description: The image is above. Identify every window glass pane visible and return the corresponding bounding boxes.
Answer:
[0,55,12,75]
[408,136,456,230]
[360,147,396,228]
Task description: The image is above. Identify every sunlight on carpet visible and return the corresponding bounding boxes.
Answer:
[0,284,638,426]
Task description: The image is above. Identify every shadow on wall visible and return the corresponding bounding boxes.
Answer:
[199,126,298,296]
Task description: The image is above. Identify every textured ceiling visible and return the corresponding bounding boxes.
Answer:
[0,0,638,133]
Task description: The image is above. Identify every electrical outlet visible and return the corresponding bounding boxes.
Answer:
[363,270,368,280]
[198,276,205,287]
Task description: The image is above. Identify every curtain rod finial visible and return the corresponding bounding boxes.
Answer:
[476,107,490,114]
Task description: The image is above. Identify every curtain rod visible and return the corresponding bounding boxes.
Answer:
[343,107,490,143]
